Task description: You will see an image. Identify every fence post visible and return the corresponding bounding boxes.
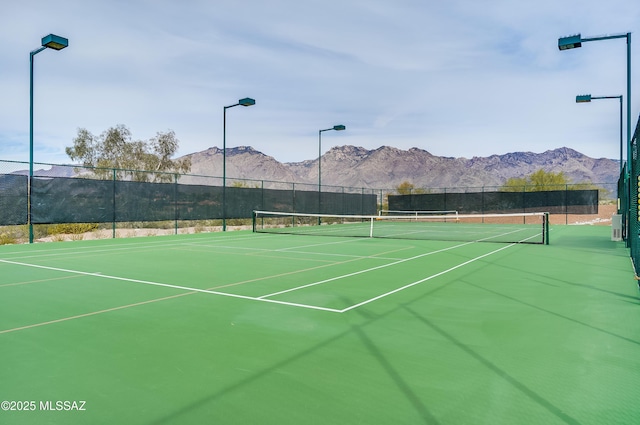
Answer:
[112,168,116,239]
[444,187,447,212]
[174,173,178,235]
[565,184,568,225]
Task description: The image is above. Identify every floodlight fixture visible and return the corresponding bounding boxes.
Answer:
[558,34,582,50]
[576,94,592,103]
[238,97,256,107]
[41,34,69,50]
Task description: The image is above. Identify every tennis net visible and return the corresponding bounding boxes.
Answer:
[253,210,549,244]
[378,209,459,219]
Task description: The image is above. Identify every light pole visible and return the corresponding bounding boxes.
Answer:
[29,34,68,243]
[575,94,623,175]
[559,33,631,161]
[559,32,631,243]
[318,125,345,221]
[222,97,255,231]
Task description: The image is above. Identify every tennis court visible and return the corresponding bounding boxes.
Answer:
[1,224,639,424]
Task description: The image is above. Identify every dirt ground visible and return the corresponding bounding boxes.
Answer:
[549,204,617,225]
[33,205,618,243]
[36,226,224,242]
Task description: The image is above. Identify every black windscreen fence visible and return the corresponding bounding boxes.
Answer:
[32,177,115,223]
[1,173,601,226]
[0,174,28,225]
[7,176,376,225]
[388,189,599,214]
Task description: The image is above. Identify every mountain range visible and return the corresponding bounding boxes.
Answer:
[182,145,619,190]
[24,145,619,192]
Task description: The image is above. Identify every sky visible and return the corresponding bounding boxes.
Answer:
[1,0,639,166]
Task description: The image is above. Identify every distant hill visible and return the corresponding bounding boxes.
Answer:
[182,145,619,190]
[10,165,76,178]
[15,145,619,192]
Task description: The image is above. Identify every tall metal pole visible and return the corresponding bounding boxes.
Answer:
[221,98,255,231]
[318,129,322,222]
[626,34,632,246]
[620,95,624,175]
[573,33,631,165]
[27,34,68,244]
[559,32,632,244]
[577,95,623,174]
[223,105,228,232]
[627,33,631,169]
[29,47,46,244]
[317,125,346,223]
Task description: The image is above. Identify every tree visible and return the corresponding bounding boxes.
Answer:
[501,169,569,192]
[231,180,260,188]
[66,125,191,182]
[396,181,427,195]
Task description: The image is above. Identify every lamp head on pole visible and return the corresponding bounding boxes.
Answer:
[576,94,592,103]
[238,97,255,107]
[333,125,346,131]
[41,34,68,50]
[558,34,582,50]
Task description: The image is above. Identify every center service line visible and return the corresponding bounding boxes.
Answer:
[339,243,517,313]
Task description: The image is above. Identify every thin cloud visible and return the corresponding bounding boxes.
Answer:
[0,0,638,166]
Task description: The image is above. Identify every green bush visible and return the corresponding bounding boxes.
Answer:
[0,225,27,244]
[47,223,99,235]
[0,233,17,245]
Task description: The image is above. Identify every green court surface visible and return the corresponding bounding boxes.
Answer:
[0,225,638,424]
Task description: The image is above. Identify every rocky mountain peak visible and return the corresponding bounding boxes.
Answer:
[179,145,618,191]
[324,145,372,163]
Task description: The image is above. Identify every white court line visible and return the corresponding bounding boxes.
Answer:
[184,237,367,257]
[0,232,368,264]
[187,242,411,262]
[0,232,266,261]
[192,236,363,253]
[0,259,342,313]
[258,241,475,299]
[0,293,193,335]
[0,237,531,317]
[338,243,518,313]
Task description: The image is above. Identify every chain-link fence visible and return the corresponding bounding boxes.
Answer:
[375,182,616,225]
[0,161,381,242]
[628,115,640,276]
[0,159,621,243]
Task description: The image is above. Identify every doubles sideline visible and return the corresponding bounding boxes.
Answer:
[0,239,520,334]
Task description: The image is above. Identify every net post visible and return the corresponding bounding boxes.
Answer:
[544,212,550,245]
[252,210,256,233]
[370,216,374,237]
